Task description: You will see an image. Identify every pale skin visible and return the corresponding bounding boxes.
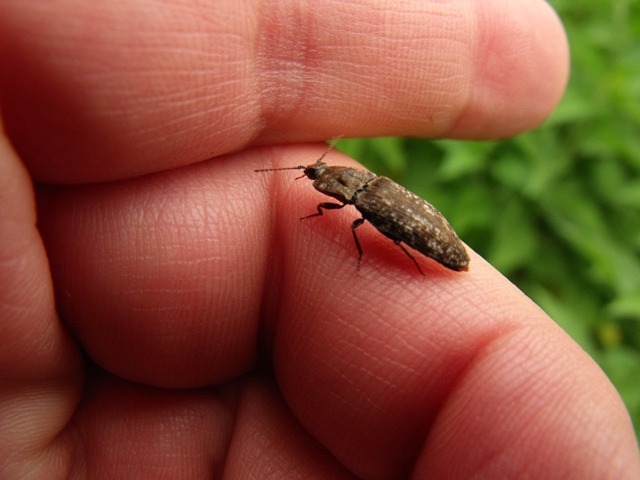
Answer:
[1,1,639,479]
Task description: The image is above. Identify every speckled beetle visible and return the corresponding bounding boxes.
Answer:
[256,146,469,275]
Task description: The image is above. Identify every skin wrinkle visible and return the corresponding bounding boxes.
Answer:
[380,4,472,132]
[110,2,257,159]
[310,347,426,476]
[405,311,538,472]
[414,322,617,478]
[118,90,248,148]
[252,1,473,137]
[276,267,479,472]
[254,2,318,132]
[328,317,412,396]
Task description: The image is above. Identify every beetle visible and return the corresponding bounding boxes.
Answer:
[256,147,470,275]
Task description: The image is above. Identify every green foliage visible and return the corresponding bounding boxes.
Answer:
[338,1,640,436]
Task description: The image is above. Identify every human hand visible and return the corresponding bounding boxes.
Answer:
[2,1,638,479]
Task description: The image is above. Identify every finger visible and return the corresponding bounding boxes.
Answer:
[36,146,278,388]
[0,122,82,476]
[0,0,568,182]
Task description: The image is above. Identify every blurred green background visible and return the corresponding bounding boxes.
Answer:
[338,1,640,437]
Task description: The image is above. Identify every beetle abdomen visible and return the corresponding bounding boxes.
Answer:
[355,177,469,271]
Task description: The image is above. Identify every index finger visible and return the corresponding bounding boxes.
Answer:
[0,0,568,183]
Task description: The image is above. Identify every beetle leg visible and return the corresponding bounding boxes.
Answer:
[300,202,346,221]
[395,241,425,277]
[351,218,365,272]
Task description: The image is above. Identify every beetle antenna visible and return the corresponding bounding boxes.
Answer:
[254,136,344,172]
[317,135,343,163]
[254,165,305,173]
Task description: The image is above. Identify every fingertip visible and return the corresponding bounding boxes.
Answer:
[451,0,569,137]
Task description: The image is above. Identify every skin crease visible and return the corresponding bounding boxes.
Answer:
[0,0,639,479]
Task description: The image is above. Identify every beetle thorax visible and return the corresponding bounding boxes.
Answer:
[312,167,376,204]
